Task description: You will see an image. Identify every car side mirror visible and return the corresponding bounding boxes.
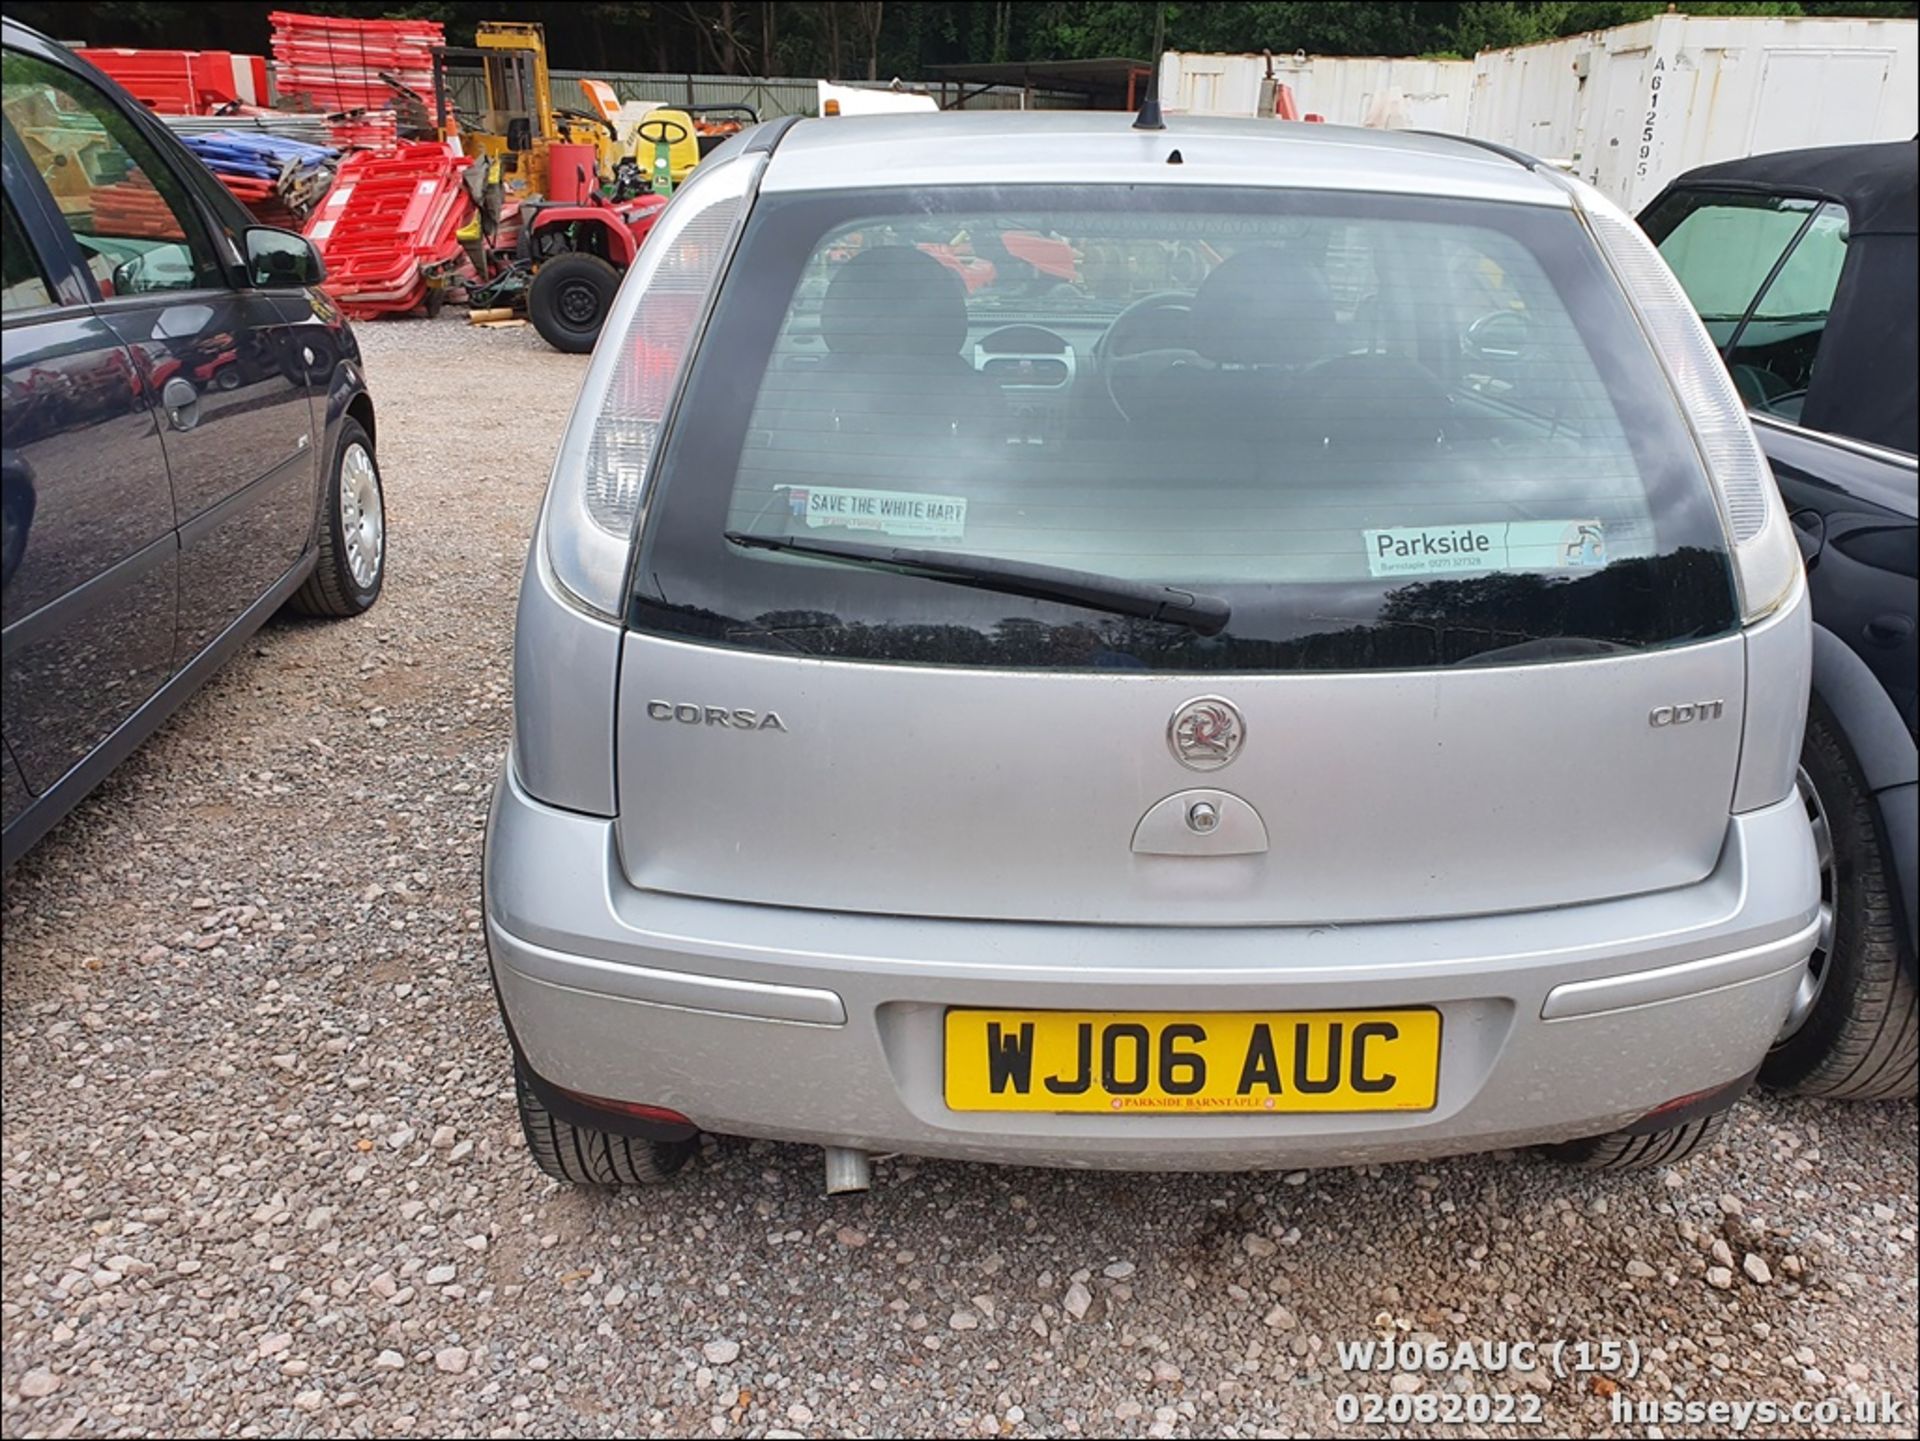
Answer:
[245,226,326,289]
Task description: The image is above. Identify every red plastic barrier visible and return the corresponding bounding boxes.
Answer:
[303,142,473,315]
[268,12,442,115]
[326,110,398,154]
[78,47,269,115]
[192,51,268,107]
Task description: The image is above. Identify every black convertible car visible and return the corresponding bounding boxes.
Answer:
[1643,140,1918,1101]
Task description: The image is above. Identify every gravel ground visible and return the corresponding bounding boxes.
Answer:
[2,316,1916,1440]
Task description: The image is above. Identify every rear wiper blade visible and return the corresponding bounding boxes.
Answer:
[723,531,1231,636]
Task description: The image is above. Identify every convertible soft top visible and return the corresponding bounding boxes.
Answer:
[1667,139,1917,238]
[1648,140,1918,454]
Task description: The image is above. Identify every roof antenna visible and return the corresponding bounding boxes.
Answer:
[1133,2,1167,131]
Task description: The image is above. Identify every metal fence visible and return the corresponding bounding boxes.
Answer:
[439,67,1079,122]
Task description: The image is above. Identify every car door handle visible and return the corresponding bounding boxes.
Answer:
[161,376,200,432]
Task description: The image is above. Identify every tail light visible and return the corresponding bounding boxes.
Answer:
[542,153,762,618]
[1562,176,1802,624]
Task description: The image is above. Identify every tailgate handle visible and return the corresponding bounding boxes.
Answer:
[1131,789,1269,856]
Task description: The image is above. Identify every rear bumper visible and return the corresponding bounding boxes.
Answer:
[485,764,1820,1171]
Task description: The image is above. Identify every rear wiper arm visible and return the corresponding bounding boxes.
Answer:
[723,532,1231,637]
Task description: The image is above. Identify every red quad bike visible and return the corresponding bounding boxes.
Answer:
[523,120,687,353]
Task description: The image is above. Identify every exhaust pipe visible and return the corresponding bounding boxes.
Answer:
[823,1146,872,1195]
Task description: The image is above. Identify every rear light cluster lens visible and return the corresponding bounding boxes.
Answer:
[1565,177,1801,623]
[542,154,761,617]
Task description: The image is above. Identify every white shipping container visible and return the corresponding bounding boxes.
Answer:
[1468,14,1918,209]
[1160,17,1915,210]
[1160,50,1473,130]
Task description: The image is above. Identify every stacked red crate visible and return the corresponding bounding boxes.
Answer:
[302,143,474,316]
[268,12,442,115]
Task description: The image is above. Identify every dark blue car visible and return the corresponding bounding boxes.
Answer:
[1643,139,1918,1102]
[2,20,385,867]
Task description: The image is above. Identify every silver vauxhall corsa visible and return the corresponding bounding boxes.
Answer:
[486,112,1821,1189]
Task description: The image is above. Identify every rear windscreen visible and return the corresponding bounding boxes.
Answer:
[631,185,1737,671]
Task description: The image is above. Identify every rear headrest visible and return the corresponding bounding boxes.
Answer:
[1188,247,1337,366]
[820,246,969,357]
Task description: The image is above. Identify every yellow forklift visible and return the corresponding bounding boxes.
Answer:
[431,22,620,201]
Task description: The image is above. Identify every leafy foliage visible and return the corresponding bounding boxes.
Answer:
[11,0,1914,78]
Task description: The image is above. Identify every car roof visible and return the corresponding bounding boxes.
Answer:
[759,111,1571,208]
[1658,140,1917,237]
[2,16,65,61]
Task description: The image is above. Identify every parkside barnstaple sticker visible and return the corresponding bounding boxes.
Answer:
[1363,520,1607,578]
[788,485,968,541]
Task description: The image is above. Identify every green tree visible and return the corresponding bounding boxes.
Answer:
[5,0,1913,77]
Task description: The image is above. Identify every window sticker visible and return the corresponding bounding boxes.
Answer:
[787,485,968,541]
[1364,521,1607,578]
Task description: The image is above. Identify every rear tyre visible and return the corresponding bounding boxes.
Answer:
[1759,706,1918,1100]
[529,252,620,353]
[1543,1107,1730,1172]
[514,1054,694,1186]
[290,418,383,618]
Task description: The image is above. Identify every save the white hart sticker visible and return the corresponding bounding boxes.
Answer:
[1363,520,1607,578]
[789,486,968,541]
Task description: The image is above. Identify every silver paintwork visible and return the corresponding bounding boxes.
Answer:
[611,627,1758,927]
[760,114,1572,209]
[339,442,383,590]
[486,765,1818,1171]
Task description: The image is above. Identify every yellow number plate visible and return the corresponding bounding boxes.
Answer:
[943,1009,1440,1114]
